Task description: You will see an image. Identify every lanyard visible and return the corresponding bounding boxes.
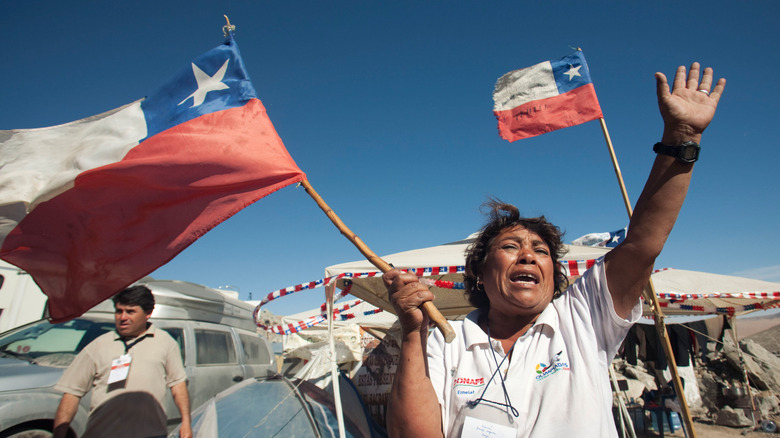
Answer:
[467,324,520,418]
[121,335,147,354]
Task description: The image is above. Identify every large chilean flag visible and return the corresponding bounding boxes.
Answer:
[0,36,306,322]
[493,51,603,142]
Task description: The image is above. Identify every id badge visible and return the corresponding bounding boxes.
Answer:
[450,401,518,437]
[107,354,132,384]
[462,416,517,438]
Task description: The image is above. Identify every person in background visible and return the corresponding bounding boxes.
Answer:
[53,285,192,438]
[385,62,725,437]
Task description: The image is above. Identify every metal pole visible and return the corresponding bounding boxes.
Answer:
[326,283,347,438]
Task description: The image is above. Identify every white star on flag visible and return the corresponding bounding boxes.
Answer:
[179,59,230,107]
[564,64,582,81]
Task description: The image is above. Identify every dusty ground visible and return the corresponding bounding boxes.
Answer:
[634,420,778,438]
[738,317,780,340]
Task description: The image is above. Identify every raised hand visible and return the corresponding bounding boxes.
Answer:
[655,62,726,144]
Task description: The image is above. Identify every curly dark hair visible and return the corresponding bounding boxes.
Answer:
[464,200,568,310]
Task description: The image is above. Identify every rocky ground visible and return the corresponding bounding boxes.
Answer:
[745,325,780,356]
[636,420,778,437]
[618,320,780,438]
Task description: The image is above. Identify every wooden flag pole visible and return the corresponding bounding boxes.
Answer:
[598,118,698,438]
[300,179,457,343]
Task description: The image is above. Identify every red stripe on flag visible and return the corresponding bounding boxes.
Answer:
[494,84,602,142]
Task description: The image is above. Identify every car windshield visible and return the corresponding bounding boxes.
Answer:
[0,318,115,367]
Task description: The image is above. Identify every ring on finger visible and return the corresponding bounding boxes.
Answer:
[698,89,710,96]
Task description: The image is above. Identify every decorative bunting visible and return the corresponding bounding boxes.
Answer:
[252,258,602,334]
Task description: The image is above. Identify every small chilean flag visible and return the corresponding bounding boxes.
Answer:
[493,51,603,142]
[0,35,305,322]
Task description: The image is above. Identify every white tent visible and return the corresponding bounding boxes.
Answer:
[644,269,780,317]
[277,299,399,387]
[325,234,780,319]
[325,233,612,318]
[281,299,398,361]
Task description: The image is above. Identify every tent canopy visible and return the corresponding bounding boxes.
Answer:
[648,268,780,317]
[326,234,780,319]
[325,233,611,318]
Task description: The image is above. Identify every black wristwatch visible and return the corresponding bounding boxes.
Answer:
[653,141,700,163]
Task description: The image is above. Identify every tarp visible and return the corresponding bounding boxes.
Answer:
[171,376,379,438]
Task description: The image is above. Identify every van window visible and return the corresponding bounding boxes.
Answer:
[195,329,237,365]
[0,318,113,365]
[161,327,186,363]
[239,334,271,365]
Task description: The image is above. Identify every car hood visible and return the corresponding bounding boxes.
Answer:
[0,357,64,392]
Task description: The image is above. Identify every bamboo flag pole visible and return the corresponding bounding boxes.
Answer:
[598,118,698,438]
[300,179,457,343]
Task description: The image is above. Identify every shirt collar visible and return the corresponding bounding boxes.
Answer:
[462,306,559,350]
[462,310,485,349]
[113,322,156,342]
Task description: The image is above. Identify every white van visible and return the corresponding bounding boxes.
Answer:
[0,260,47,333]
[0,278,275,438]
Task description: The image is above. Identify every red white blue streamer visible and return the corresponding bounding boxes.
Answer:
[254,259,601,334]
[650,291,780,316]
[257,287,369,335]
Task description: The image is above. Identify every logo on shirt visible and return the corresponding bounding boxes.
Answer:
[534,350,570,381]
[453,376,486,396]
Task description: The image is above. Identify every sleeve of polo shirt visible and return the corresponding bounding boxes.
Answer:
[54,347,97,397]
[568,257,641,358]
[163,334,187,388]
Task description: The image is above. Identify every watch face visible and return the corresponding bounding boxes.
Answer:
[682,146,698,160]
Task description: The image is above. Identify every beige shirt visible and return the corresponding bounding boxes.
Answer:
[55,323,186,412]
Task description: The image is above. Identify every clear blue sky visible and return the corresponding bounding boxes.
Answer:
[2,1,779,316]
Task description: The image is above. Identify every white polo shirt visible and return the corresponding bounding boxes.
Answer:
[427,258,641,437]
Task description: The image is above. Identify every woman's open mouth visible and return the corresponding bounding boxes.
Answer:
[511,272,539,285]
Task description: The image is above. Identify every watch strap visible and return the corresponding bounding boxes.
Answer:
[653,141,700,163]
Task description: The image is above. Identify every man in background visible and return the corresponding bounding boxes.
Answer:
[53,285,192,438]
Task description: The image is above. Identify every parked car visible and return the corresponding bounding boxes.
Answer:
[0,278,275,438]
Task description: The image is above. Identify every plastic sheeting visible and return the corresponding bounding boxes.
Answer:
[174,376,380,438]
